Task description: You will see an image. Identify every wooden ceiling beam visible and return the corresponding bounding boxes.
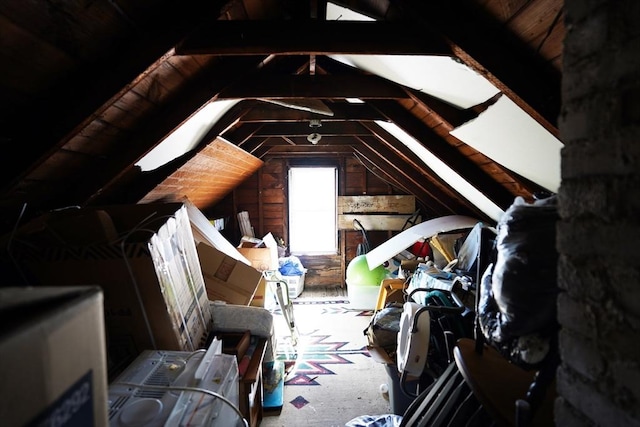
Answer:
[403,88,503,130]
[250,121,371,137]
[251,135,350,147]
[242,136,272,156]
[222,123,265,147]
[249,136,320,158]
[351,151,433,213]
[397,0,561,133]
[358,131,466,207]
[216,74,409,100]
[176,20,452,56]
[358,129,435,179]
[260,135,357,146]
[261,144,355,157]
[186,56,315,146]
[238,101,388,122]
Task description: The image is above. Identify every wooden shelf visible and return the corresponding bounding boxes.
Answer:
[221,335,267,427]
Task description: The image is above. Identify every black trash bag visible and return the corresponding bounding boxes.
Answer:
[478,196,560,369]
[454,223,497,282]
[364,303,403,361]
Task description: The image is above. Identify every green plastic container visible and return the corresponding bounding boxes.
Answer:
[346,255,387,310]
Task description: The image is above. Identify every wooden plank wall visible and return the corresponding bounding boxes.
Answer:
[210,156,408,289]
[337,195,416,230]
[140,138,263,210]
[259,160,287,242]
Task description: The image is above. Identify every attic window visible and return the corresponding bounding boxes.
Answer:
[288,167,337,255]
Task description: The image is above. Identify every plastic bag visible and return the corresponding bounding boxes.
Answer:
[345,414,403,427]
[478,196,559,369]
[278,255,304,276]
[363,303,403,359]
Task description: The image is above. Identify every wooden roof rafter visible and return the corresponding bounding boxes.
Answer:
[351,152,440,218]
[175,20,453,56]
[215,73,411,101]
[367,99,516,210]
[355,135,472,216]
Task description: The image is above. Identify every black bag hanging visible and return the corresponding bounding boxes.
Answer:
[478,195,560,369]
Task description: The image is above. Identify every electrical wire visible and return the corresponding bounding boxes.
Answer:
[185,348,207,362]
[114,381,249,427]
[117,210,198,351]
[119,213,164,350]
[5,202,30,286]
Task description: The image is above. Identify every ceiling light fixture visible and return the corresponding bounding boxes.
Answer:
[307,132,322,144]
[307,119,322,144]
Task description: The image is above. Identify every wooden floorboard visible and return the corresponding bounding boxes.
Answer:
[297,285,348,299]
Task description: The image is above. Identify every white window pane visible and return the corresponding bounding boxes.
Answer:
[289,167,337,254]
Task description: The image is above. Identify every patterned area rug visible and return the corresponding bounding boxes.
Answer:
[260,299,393,427]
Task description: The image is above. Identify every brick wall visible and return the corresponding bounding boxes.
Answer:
[557,1,640,426]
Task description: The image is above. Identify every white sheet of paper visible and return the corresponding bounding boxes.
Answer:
[183,197,252,265]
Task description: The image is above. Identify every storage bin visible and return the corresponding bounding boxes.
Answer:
[281,270,306,299]
[384,364,421,416]
[347,283,381,310]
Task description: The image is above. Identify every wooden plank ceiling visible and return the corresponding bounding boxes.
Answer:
[0,0,564,234]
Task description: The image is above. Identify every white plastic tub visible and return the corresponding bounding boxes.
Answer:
[347,283,381,310]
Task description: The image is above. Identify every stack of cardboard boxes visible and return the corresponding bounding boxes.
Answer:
[8,202,213,379]
[1,200,276,426]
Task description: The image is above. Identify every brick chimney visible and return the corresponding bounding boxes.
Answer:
[557,1,640,425]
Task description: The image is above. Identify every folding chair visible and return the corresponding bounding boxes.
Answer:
[262,270,299,347]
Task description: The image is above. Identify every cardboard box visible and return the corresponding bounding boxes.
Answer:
[9,202,213,379]
[237,246,278,271]
[237,233,279,271]
[197,242,262,305]
[249,277,268,307]
[0,286,108,427]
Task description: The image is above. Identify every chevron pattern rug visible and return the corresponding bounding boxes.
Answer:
[260,299,392,427]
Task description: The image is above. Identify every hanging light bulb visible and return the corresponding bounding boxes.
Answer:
[307,132,322,144]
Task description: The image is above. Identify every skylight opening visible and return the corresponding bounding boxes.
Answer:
[326,3,499,109]
[450,97,562,193]
[326,1,561,202]
[326,3,375,21]
[376,120,505,222]
[136,100,239,172]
